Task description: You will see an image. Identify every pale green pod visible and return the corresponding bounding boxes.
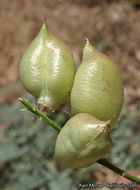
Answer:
[70,40,124,128]
[20,23,75,110]
[55,113,112,168]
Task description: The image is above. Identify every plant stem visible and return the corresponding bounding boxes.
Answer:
[97,159,140,184]
[18,98,61,132]
[19,98,140,185]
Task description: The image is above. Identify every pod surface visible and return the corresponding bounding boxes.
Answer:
[55,113,112,168]
[71,41,124,128]
[20,23,75,110]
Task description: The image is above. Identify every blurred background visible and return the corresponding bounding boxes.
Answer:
[0,0,140,189]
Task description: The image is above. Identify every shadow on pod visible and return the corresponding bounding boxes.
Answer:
[55,113,112,168]
[20,23,75,111]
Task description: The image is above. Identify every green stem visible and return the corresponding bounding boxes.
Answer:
[18,98,61,132]
[97,159,140,184]
[19,98,140,185]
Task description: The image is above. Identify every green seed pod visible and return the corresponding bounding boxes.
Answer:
[20,23,75,111]
[70,40,124,128]
[55,113,112,168]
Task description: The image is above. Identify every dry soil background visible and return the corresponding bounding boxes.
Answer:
[0,0,140,111]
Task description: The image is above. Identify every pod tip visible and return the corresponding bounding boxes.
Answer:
[42,22,47,30]
[85,38,89,45]
[40,22,49,38]
[82,39,97,60]
[42,22,46,28]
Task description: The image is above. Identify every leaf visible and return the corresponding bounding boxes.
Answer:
[48,173,74,190]
[9,173,47,190]
[0,144,28,162]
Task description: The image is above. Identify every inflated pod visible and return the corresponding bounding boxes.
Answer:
[55,113,112,168]
[70,40,124,128]
[20,23,75,111]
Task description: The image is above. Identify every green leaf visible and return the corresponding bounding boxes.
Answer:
[0,144,28,162]
[9,173,47,190]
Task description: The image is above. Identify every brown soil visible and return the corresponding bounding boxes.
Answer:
[0,0,140,110]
